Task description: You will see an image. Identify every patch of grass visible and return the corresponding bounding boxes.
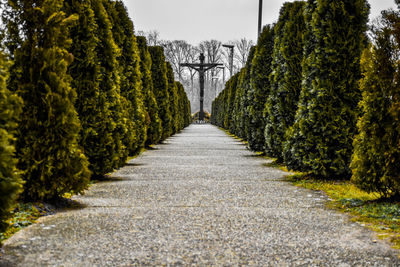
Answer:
[288,174,400,250]
[0,203,51,244]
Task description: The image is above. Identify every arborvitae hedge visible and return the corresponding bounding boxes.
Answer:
[105,0,147,155]
[8,0,91,201]
[64,0,117,178]
[148,46,173,141]
[285,0,369,178]
[94,0,133,169]
[137,36,162,146]
[351,5,400,197]
[0,51,22,232]
[248,25,274,152]
[264,1,306,161]
[283,0,318,171]
[166,62,180,134]
[232,68,246,137]
[0,0,191,230]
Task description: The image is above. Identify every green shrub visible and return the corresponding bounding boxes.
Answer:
[351,4,400,197]
[137,36,162,146]
[248,25,274,152]
[166,62,180,134]
[264,1,306,161]
[6,0,91,201]
[148,46,173,141]
[284,0,369,178]
[105,0,147,155]
[0,51,23,232]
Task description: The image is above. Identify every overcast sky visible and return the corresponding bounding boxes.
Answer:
[123,0,398,45]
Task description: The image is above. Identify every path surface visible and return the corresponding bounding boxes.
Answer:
[1,124,399,266]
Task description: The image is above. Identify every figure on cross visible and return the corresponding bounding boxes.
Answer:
[180,53,223,121]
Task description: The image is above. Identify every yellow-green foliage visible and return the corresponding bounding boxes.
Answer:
[148,46,173,141]
[137,36,163,146]
[7,0,91,201]
[351,5,400,197]
[0,51,23,232]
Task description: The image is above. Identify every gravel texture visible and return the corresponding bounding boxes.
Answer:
[1,124,399,266]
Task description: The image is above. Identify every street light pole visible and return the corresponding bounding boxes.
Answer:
[258,0,263,39]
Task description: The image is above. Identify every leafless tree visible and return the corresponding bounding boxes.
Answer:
[233,38,255,68]
[136,30,161,46]
[161,40,191,82]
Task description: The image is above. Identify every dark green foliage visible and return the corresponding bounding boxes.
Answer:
[64,0,125,177]
[351,5,400,197]
[232,69,246,136]
[166,62,180,134]
[175,81,190,130]
[104,0,147,155]
[283,0,318,171]
[264,1,306,161]
[248,25,274,151]
[285,0,370,178]
[7,0,91,201]
[224,73,240,130]
[136,36,162,146]
[0,51,23,232]
[148,46,173,141]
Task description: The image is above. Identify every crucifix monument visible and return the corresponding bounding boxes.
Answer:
[180,53,223,121]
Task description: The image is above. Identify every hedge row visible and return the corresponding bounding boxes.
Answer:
[0,0,191,232]
[212,0,400,197]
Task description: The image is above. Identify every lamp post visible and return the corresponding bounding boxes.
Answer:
[258,0,263,39]
[222,44,234,78]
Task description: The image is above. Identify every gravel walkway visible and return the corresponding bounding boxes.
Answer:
[1,124,399,266]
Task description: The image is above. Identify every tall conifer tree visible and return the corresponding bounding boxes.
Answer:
[166,62,180,134]
[137,36,162,146]
[92,0,130,169]
[64,0,119,177]
[104,0,147,154]
[285,0,369,178]
[264,1,306,161]
[284,0,318,171]
[248,25,274,152]
[148,46,172,140]
[6,0,91,200]
[0,51,23,231]
[351,4,400,196]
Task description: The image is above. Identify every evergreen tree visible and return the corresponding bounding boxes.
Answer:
[351,5,400,197]
[136,36,162,146]
[104,0,147,155]
[148,46,173,140]
[248,25,274,151]
[232,69,246,136]
[64,0,120,177]
[7,0,91,200]
[264,1,306,161]
[224,73,239,130]
[285,0,369,178]
[284,0,318,171]
[0,51,23,232]
[175,81,186,131]
[166,62,180,134]
[92,0,130,170]
[241,46,256,141]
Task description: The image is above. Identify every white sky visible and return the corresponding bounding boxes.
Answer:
[123,0,398,45]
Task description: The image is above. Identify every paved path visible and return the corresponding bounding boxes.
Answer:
[1,124,399,266]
